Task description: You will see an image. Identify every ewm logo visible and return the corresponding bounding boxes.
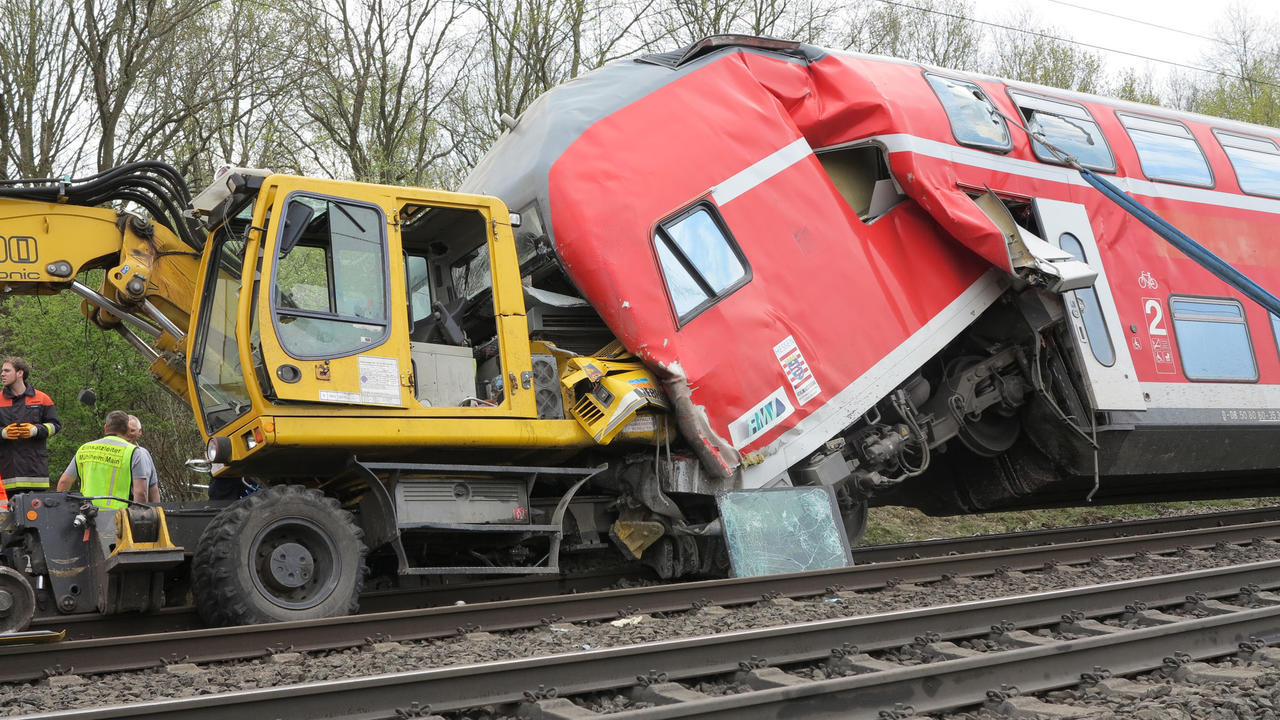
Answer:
[729,387,796,448]
[0,236,38,264]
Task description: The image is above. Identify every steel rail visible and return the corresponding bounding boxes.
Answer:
[31,566,642,640]
[27,558,1280,719]
[30,505,1279,640]
[606,602,1280,719]
[4,519,1279,683]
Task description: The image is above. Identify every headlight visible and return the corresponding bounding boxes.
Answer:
[206,436,232,463]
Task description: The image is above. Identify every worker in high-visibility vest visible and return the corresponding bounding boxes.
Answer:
[55,410,151,509]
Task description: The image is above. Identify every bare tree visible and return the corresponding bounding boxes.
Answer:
[152,2,307,186]
[279,0,472,185]
[651,0,745,44]
[453,0,656,173]
[648,0,841,48]
[1191,4,1280,126]
[0,0,89,178]
[989,10,1104,93]
[66,0,219,172]
[840,0,984,71]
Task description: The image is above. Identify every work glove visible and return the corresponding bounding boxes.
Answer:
[1,423,32,440]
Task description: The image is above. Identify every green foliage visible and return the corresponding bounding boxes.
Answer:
[1109,69,1164,107]
[0,275,204,500]
[863,498,1280,545]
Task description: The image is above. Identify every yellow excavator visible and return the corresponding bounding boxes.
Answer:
[0,163,695,628]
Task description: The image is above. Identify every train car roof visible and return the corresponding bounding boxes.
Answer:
[462,34,1280,269]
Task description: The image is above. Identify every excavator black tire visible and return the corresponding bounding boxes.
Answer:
[191,484,366,626]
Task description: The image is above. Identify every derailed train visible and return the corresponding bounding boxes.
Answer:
[465,35,1280,524]
[3,34,1280,627]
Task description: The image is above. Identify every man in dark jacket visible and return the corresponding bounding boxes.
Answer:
[0,357,61,491]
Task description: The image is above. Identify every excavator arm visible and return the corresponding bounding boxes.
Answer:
[0,164,204,400]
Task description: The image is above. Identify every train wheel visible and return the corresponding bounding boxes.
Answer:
[192,485,366,626]
[0,567,34,632]
[841,500,869,546]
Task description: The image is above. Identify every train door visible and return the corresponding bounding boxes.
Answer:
[1033,198,1146,411]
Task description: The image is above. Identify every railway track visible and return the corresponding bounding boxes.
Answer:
[3,513,1279,687]
[30,504,1280,641]
[30,566,647,641]
[26,557,1280,719]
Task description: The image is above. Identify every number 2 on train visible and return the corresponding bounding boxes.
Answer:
[1144,298,1167,336]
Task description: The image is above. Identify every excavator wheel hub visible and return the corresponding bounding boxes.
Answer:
[268,542,315,589]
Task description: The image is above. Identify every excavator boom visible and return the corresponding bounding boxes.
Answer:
[0,164,202,399]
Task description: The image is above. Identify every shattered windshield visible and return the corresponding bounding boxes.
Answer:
[927,74,1011,152]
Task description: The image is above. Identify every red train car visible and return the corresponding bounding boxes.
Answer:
[463,36,1280,527]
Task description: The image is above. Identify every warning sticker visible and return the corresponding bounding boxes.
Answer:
[357,355,401,406]
[773,335,820,405]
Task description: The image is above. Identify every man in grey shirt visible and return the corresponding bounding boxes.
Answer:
[127,415,161,503]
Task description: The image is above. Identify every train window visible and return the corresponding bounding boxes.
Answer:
[1215,130,1280,198]
[1169,297,1257,382]
[654,203,750,325]
[925,74,1012,153]
[1009,91,1115,172]
[1118,113,1213,187]
[1058,233,1115,366]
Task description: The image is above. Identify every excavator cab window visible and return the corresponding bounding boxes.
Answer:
[270,194,390,359]
[191,226,253,434]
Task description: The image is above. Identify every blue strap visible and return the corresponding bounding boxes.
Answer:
[1078,167,1280,317]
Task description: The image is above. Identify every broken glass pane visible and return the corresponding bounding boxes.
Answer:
[717,486,852,577]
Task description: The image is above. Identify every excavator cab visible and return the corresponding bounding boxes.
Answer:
[190,174,540,472]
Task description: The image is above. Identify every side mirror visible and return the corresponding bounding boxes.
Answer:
[278,201,315,257]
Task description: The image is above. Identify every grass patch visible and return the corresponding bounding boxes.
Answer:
[862,497,1280,546]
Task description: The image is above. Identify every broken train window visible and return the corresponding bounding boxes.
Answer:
[925,73,1012,153]
[653,202,750,325]
[1008,90,1115,172]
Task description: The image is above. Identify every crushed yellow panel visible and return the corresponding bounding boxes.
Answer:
[610,519,665,560]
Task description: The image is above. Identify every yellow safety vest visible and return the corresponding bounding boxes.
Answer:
[75,437,136,509]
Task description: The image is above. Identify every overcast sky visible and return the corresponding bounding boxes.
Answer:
[977,0,1279,79]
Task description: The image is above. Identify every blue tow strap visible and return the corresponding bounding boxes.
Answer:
[1077,167,1280,317]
